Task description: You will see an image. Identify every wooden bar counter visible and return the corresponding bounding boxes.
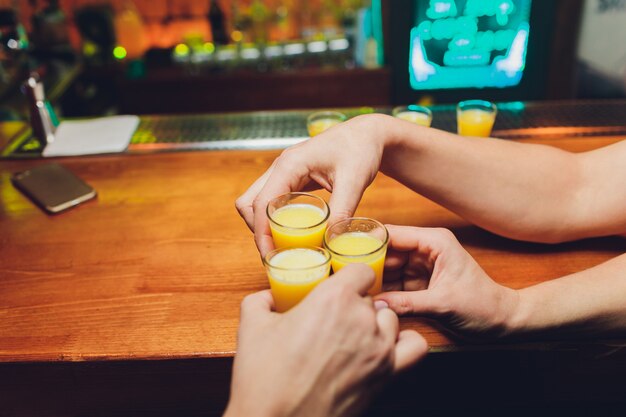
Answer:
[1,125,625,416]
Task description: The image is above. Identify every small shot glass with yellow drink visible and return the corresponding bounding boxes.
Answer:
[306,111,347,137]
[324,217,389,296]
[392,105,433,127]
[268,192,330,249]
[456,100,497,137]
[263,247,331,312]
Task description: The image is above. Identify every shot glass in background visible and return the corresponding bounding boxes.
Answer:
[392,105,433,127]
[267,192,330,249]
[307,110,347,137]
[264,247,331,312]
[324,217,389,296]
[456,100,497,137]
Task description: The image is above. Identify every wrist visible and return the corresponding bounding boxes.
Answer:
[376,115,430,175]
[502,287,533,339]
[350,113,397,150]
[369,113,420,148]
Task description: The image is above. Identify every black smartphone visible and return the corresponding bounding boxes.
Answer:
[11,163,97,214]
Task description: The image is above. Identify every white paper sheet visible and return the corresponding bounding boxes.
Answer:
[42,115,139,157]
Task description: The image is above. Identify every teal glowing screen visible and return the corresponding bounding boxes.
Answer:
[409,0,532,90]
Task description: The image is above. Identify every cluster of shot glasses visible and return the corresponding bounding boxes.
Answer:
[263,192,388,312]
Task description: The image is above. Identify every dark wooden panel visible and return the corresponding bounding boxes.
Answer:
[117,68,391,114]
[0,359,232,417]
[2,347,625,417]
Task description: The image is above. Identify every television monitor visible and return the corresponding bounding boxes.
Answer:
[389,0,559,104]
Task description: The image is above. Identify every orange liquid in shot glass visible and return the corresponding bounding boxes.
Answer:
[457,109,496,137]
[270,204,327,248]
[267,248,331,312]
[326,233,387,296]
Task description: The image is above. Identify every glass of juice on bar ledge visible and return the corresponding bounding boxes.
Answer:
[268,192,330,249]
[264,247,332,312]
[392,105,433,127]
[457,100,497,137]
[307,111,347,137]
[324,217,389,296]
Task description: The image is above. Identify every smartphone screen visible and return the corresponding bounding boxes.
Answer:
[11,163,97,214]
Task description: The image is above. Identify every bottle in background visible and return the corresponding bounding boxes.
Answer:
[114,1,148,60]
[250,0,269,44]
[271,0,296,42]
[31,0,70,50]
[208,0,229,45]
[299,0,315,40]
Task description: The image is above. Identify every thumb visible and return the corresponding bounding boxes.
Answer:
[393,330,429,373]
[326,263,376,297]
[375,290,440,316]
[240,290,276,321]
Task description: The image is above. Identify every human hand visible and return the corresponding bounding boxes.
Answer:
[235,114,394,257]
[375,225,520,340]
[224,264,428,417]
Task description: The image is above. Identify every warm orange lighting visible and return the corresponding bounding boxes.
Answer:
[231,30,243,43]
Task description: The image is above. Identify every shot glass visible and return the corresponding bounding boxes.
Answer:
[306,111,347,137]
[264,247,332,312]
[267,192,330,249]
[392,105,433,127]
[456,100,497,137]
[323,217,389,296]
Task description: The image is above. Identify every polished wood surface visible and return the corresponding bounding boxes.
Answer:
[1,135,625,364]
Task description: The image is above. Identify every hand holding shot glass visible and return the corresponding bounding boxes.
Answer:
[306,111,347,137]
[264,192,388,309]
[457,100,497,137]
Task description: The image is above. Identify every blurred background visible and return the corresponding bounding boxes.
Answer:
[0,0,625,121]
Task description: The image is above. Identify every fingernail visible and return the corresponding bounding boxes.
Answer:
[374,300,389,310]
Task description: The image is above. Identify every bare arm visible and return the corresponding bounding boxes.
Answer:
[377,226,626,340]
[509,252,626,337]
[236,114,626,256]
[225,264,427,417]
[381,118,626,243]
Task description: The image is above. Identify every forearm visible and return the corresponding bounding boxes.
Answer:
[378,116,589,243]
[505,253,626,338]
